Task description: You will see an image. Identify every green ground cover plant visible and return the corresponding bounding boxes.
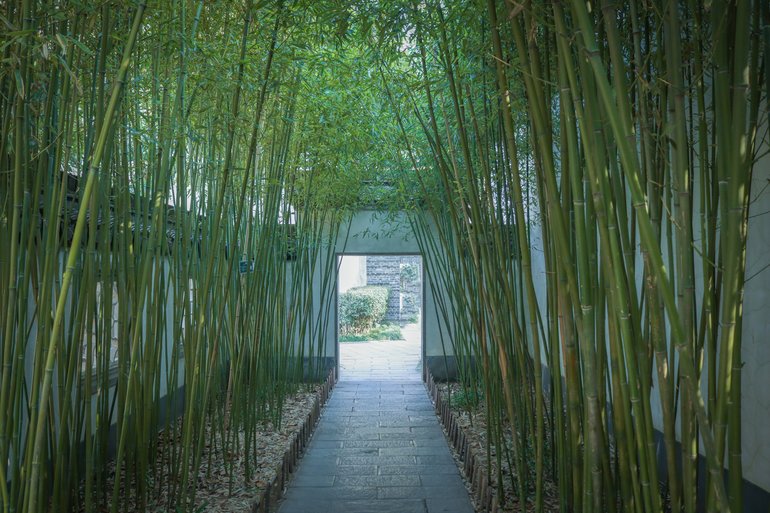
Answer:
[339,323,403,342]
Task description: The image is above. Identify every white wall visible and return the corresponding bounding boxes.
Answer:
[309,210,453,372]
[31,253,186,442]
[738,149,770,492]
[643,144,770,493]
[338,255,367,293]
[308,188,770,491]
[526,155,770,494]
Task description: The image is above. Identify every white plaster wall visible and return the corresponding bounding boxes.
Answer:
[24,253,186,442]
[527,225,549,364]
[338,255,367,293]
[525,155,770,493]
[645,145,770,493]
[311,210,452,369]
[739,149,770,492]
[307,189,770,491]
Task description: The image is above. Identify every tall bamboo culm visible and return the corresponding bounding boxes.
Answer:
[387,1,765,512]
[0,2,344,512]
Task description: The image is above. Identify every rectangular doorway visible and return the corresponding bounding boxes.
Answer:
[336,254,423,381]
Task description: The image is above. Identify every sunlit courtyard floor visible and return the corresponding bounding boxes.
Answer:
[339,323,422,381]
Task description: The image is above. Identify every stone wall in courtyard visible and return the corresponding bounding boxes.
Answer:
[366,255,421,323]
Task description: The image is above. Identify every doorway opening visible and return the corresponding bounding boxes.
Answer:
[337,254,423,381]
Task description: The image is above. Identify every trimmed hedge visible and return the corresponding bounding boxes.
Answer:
[339,286,390,335]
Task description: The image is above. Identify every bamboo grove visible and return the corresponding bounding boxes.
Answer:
[0,1,359,512]
[1,0,768,512]
[391,1,767,512]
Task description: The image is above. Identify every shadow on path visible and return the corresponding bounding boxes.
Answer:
[277,380,475,513]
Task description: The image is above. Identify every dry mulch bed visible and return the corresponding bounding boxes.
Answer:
[428,377,560,512]
[79,374,333,512]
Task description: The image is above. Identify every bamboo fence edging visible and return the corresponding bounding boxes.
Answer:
[251,369,336,513]
[427,372,499,513]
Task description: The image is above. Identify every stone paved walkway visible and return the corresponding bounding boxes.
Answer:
[276,380,475,513]
[338,323,422,381]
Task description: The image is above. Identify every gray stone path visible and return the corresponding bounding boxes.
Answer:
[339,323,422,381]
[276,380,475,513]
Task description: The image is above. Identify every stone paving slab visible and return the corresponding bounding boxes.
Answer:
[338,323,422,381]
[277,380,475,513]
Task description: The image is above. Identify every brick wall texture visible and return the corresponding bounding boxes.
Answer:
[365,256,422,323]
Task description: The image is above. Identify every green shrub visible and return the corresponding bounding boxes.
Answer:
[339,285,389,335]
[339,323,403,342]
[449,386,483,411]
[402,292,418,312]
[400,262,419,284]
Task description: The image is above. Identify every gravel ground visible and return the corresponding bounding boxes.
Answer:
[78,383,326,512]
[437,383,560,512]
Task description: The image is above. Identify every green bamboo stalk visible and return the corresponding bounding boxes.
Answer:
[177,3,253,504]
[22,5,146,512]
[0,4,31,505]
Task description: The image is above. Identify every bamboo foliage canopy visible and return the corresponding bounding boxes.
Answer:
[0,0,768,512]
